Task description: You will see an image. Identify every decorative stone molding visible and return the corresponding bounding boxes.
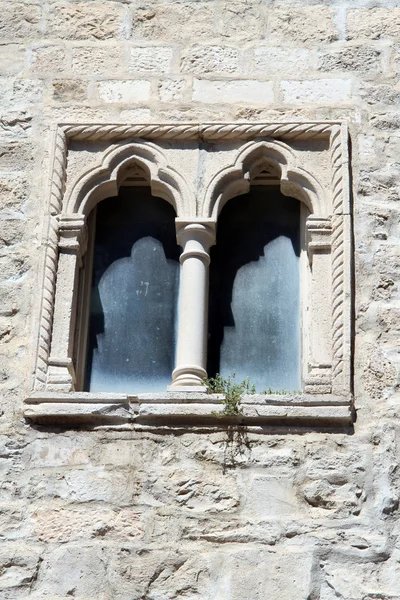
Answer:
[26,121,353,427]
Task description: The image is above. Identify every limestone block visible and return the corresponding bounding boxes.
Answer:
[181,45,240,74]
[281,79,351,103]
[0,142,33,171]
[158,78,185,102]
[25,466,141,504]
[37,544,108,597]
[0,44,24,75]
[0,110,32,139]
[269,7,338,45]
[0,176,28,212]
[253,46,311,75]
[0,543,41,593]
[347,8,400,40]
[29,44,67,74]
[318,44,384,74]
[360,82,400,106]
[218,1,263,41]
[46,1,125,41]
[108,547,210,600]
[132,3,213,42]
[140,469,239,513]
[0,285,22,317]
[52,79,88,102]
[97,79,151,103]
[129,45,174,73]
[72,45,125,75]
[12,79,43,107]
[244,475,302,518]
[209,547,313,600]
[0,2,41,40]
[193,79,274,104]
[370,112,400,131]
[0,221,26,247]
[31,506,143,543]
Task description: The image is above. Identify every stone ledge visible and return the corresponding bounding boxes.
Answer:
[24,392,354,427]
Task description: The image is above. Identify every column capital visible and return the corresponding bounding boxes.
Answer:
[58,214,87,256]
[175,218,216,249]
[306,216,332,264]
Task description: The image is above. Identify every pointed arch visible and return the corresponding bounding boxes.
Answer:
[202,139,327,218]
[63,140,195,218]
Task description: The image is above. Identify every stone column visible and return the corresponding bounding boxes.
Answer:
[47,214,87,392]
[304,215,333,394]
[170,219,216,390]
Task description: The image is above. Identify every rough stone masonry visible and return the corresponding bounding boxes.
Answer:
[1,0,400,598]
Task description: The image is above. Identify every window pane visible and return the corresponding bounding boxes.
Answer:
[208,186,301,392]
[85,187,180,393]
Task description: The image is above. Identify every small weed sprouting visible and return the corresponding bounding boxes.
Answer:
[204,373,256,417]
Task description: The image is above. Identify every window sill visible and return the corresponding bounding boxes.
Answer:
[24,392,354,429]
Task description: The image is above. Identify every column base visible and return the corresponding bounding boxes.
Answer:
[170,365,208,390]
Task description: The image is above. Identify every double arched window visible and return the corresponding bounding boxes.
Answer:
[25,123,353,426]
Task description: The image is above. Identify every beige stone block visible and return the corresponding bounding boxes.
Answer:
[72,45,124,75]
[0,2,41,40]
[52,79,88,102]
[46,1,125,41]
[0,142,33,171]
[218,1,263,41]
[12,79,43,106]
[360,82,400,106]
[29,44,67,74]
[97,79,151,103]
[193,78,274,104]
[0,110,32,139]
[0,253,29,284]
[119,107,153,121]
[132,3,214,42]
[281,78,351,103]
[158,78,185,102]
[0,44,24,75]
[37,545,108,597]
[181,45,239,74]
[269,7,338,44]
[0,543,41,592]
[129,45,174,73]
[253,46,311,75]
[317,44,384,74]
[347,8,400,41]
[246,475,301,518]
[210,547,313,600]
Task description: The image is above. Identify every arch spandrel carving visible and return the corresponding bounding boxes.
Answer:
[26,122,353,427]
[200,139,328,220]
[63,140,196,219]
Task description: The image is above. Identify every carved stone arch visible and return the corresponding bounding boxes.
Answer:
[63,140,195,218]
[202,139,327,219]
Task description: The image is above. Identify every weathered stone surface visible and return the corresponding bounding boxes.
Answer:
[0,2,400,599]
[130,45,174,73]
[281,78,352,103]
[181,45,239,74]
[72,45,125,75]
[132,3,213,42]
[46,1,125,41]
[193,79,274,103]
[269,7,338,44]
[97,79,151,103]
[347,8,400,40]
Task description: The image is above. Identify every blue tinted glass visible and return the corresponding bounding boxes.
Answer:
[208,186,301,392]
[85,187,180,393]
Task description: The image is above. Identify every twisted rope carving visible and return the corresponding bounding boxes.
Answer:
[34,129,67,389]
[201,122,333,140]
[62,122,335,142]
[330,126,345,385]
[330,126,344,214]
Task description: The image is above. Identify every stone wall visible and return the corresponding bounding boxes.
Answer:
[1,1,400,598]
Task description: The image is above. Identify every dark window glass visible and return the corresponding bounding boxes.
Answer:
[85,186,180,393]
[208,185,301,392]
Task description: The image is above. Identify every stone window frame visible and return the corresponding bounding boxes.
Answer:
[24,122,353,428]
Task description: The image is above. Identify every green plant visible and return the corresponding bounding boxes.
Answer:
[204,373,256,417]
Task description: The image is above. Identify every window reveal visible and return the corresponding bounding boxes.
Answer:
[84,187,180,393]
[208,186,301,392]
